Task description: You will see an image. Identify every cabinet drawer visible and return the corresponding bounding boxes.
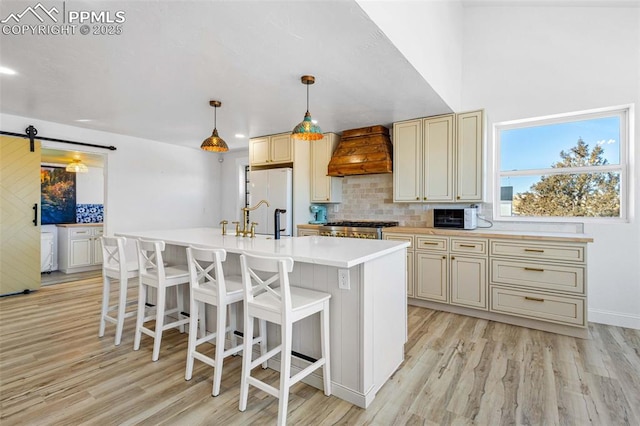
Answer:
[70,229,92,238]
[490,240,584,262]
[93,228,104,237]
[451,238,487,255]
[491,259,585,294]
[490,286,585,327]
[416,236,448,252]
[384,233,414,249]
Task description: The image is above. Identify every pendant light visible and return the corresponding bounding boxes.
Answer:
[66,159,88,173]
[291,75,323,140]
[201,100,229,152]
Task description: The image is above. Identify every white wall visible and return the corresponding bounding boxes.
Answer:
[219,149,249,225]
[358,0,464,111]
[1,113,221,235]
[461,6,640,328]
[77,166,104,204]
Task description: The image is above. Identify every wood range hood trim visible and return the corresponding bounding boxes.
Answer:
[327,125,393,177]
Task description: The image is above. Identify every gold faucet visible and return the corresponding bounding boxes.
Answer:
[219,220,228,235]
[241,200,270,237]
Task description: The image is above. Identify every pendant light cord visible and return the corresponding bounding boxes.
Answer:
[306,83,310,113]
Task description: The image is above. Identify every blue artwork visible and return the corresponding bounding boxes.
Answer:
[41,166,76,225]
[76,204,104,223]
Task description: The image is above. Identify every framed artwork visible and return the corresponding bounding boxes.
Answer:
[41,166,76,225]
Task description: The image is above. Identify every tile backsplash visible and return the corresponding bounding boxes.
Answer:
[324,174,583,233]
[76,204,104,223]
[327,174,431,227]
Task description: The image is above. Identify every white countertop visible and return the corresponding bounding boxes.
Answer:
[117,227,409,268]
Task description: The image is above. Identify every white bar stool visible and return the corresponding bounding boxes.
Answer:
[98,236,139,345]
[133,238,190,362]
[184,246,267,396]
[238,252,332,426]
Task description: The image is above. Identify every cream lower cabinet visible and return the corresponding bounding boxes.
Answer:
[415,251,448,302]
[384,229,590,337]
[383,233,414,297]
[489,239,587,327]
[58,225,104,273]
[297,228,320,237]
[450,238,488,309]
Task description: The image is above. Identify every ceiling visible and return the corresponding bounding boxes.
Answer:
[0,0,452,154]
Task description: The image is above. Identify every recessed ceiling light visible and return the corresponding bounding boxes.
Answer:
[0,66,17,75]
[235,134,245,138]
[75,119,92,122]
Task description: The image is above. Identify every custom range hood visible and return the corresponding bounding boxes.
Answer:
[327,125,393,176]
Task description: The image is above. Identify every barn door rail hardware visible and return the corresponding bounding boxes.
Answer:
[0,125,117,152]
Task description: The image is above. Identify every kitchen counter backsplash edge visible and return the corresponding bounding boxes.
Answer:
[383,226,593,243]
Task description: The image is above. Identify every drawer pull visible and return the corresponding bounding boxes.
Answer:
[524,267,544,272]
[525,296,545,302]
[459,244,476,248]
[423,242,439,245]
[524,248,544,253]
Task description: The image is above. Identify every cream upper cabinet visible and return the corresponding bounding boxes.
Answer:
[423,115,455,202]
[455,110,483,201]
[392,119,422,202]
[393,110,483,203]
[311,133,342,203]
[249,133,293,166]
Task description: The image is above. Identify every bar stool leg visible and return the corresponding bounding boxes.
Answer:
[278,321,293,426]
[259,319,268,368]
[114,277,128,346]
[239,316,254,412]
[152,287,166,362]
[321,302,331,395]
[229,304,238,349]
[133,281,146,351]
[176,285,185,333]
[99,275,111,338]
[212,302,227,396]
[185,297,199,380]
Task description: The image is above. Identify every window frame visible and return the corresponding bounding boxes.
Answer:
[493,105,631,223]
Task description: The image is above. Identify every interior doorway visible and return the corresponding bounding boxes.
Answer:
[40,147,106,285]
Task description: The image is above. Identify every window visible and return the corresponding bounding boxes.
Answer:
[494,105,630,222]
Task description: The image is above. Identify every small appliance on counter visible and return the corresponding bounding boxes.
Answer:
[433,208,477,230]
[309,205,327,224]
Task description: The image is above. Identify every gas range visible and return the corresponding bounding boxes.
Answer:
[318,221,399,239]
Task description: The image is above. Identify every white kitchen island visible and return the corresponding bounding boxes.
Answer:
[117,227,409,408]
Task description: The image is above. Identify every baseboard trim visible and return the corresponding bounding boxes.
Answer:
[588,309,640,330]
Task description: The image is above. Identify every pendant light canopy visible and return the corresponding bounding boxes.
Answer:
[66,159,88,173]
[291,75,323,140]
[201,100,229,152]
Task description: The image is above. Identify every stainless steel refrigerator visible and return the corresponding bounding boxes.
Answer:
[248,168,293,236]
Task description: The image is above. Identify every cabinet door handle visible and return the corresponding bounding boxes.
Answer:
[422,242,438,245]
[33,203,38,226]
[524,267,544,272]
[525,296,545,302]
[451,256,455,260]
[459,244,476,248]
[524,248,544,253]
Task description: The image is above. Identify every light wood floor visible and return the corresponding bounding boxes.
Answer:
[1,276,639,425]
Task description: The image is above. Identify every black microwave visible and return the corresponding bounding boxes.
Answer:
[433,208,477,230]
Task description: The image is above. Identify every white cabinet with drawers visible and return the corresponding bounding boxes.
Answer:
[383,228,592,338]
[489,239,587,328]
[58,225,104,274]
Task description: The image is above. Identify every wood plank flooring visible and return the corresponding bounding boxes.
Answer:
[1,276,638,425]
